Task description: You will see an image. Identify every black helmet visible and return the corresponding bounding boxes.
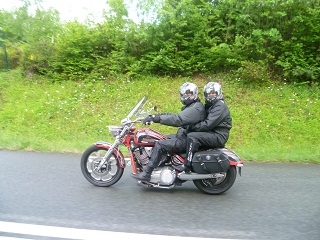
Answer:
[204,82,222,104]
[179,82,198,105]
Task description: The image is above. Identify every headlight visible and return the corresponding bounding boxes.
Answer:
[108,126,123,137]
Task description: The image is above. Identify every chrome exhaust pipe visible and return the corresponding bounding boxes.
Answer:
[177,172,225,181]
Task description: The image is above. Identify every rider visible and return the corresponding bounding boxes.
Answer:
[131,82,206,182]
[184,82,232,171]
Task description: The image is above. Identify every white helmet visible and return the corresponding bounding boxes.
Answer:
[179,82,198,105]
[204,82,222,104]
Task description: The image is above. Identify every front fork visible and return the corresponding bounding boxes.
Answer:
[94,139,125,171]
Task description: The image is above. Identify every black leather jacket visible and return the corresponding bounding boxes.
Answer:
[158,100,205,127]
[191,99,232,134]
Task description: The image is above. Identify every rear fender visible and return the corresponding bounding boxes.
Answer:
[94,141,126,168]
[219,148,243,166]
[221,148,244,176]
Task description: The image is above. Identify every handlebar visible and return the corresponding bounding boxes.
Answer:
[121,117,145,126]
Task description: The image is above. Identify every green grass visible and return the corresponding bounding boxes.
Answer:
[0,70,319,163]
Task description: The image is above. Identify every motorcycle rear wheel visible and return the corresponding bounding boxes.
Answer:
[81,145,124,187]
[193,166,237,195]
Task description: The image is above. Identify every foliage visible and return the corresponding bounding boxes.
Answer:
[49,22,99,80]
[0,2,61,75]
[1,0,320,83]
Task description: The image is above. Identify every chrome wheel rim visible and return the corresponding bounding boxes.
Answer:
[86,150,118,181]
[203,173,227,186]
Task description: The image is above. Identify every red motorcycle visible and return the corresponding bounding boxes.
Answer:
[81,96,243,195]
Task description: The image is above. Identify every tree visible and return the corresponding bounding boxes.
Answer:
[0,0,61,75]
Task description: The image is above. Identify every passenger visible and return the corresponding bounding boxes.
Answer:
[184,82,232,172]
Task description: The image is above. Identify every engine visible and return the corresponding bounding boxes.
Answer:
[133,147,152,166]
[150,166,176,185]
[132,145,176,186]
[133,146,168,167]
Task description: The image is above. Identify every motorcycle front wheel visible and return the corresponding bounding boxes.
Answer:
[193,166,237,195]
[80,145,124,187]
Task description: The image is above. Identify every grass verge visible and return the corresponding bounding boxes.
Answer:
[0,70,319,163]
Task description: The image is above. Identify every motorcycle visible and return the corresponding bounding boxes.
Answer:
[80,96,243,195]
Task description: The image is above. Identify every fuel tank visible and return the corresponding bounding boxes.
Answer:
[134,128,167,146]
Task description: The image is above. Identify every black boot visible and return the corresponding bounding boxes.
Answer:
[183,151,193,173]
[131,165,154,182]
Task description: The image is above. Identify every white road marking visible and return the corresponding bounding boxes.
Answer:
[0,238,33,240]
[0,221,237,240]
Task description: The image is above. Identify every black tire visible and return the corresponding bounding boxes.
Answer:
[80,145,124,187]
[193,166,237,195]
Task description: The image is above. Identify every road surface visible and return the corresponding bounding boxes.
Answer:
[0,150,319,239]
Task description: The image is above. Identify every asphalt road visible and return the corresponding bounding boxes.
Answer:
[0,150,319,240]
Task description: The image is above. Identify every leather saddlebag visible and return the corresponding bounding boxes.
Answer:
[192,150,230,174]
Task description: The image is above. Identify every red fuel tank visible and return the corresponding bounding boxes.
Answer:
[134,128,167,146]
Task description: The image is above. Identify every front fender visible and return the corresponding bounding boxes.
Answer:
[94,141,126,168]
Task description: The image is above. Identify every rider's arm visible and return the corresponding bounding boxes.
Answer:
[157,102,205,127]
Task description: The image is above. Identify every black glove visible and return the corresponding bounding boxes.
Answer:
[153,114,161,123]
[142,115,154,125]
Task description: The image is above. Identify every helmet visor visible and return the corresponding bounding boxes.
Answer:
[180,89,195,100]
[204,82,221,103]
[180,82,198,103]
